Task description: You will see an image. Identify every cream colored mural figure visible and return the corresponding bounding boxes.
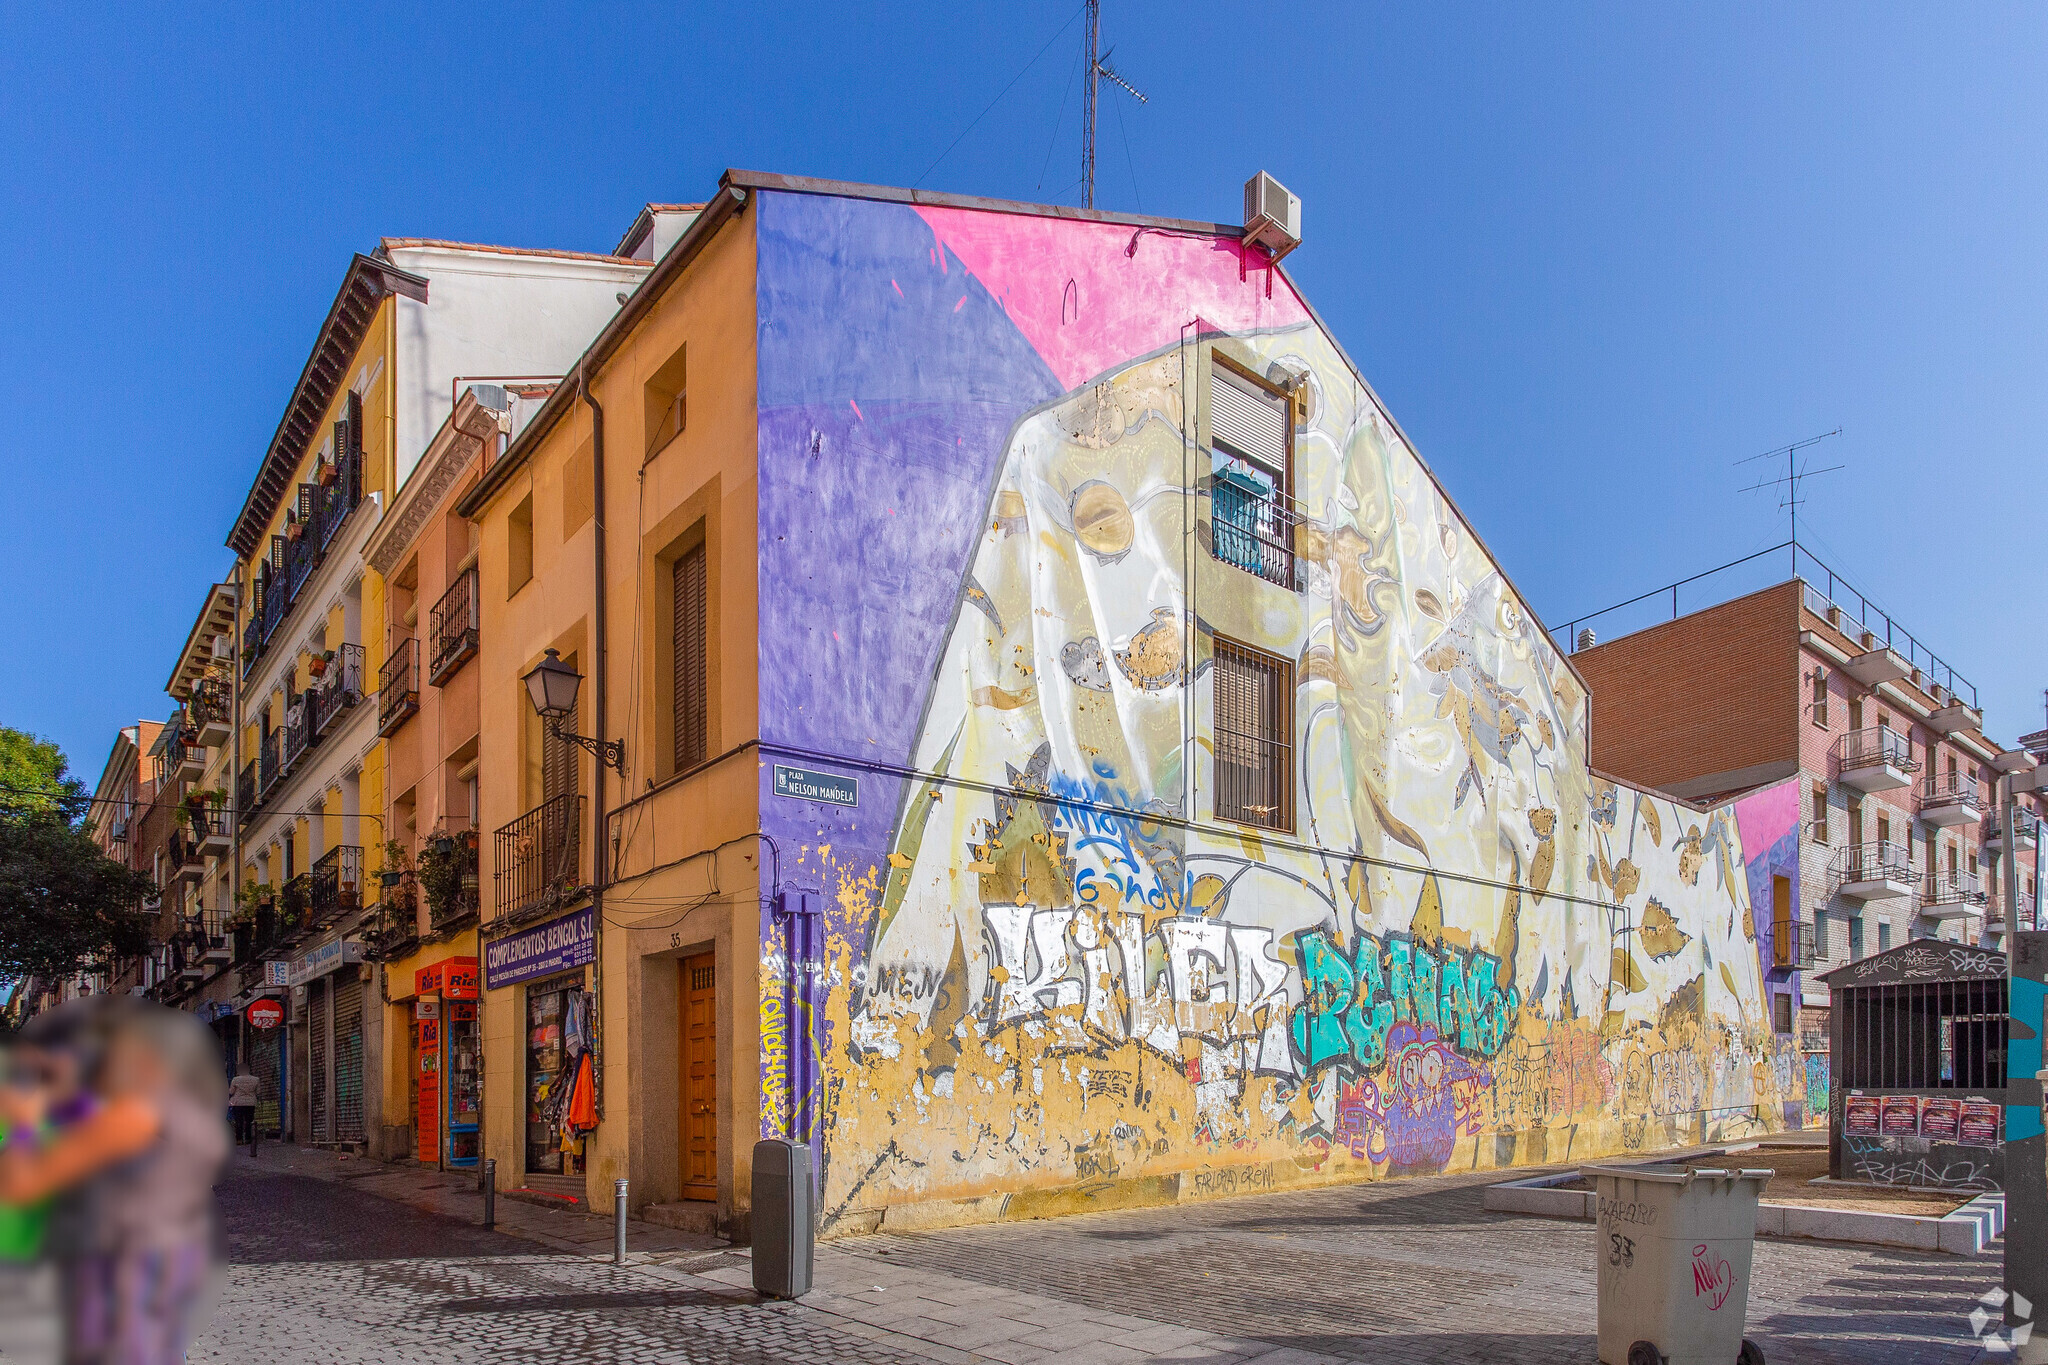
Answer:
[822,324,1780,1220]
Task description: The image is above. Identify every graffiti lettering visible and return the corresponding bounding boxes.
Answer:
[1691,1244,1735,1311]
[1291,928,1517,1074]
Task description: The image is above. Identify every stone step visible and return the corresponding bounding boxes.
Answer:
[643,1200,719,1235]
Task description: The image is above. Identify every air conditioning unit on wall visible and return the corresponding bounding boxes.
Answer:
[1243,171,1301,260]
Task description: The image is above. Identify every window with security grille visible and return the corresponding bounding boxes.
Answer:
[1213,637,1293,831]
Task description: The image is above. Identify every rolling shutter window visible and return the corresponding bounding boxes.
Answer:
[1211,364,1289,476]
[673,544,707,772]
[308,977,330,1144]
[543,686,577,807]
[1213,637,1293,832]
[331,973,365,1143]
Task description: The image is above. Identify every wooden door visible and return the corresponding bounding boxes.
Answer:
[679,954,717,1201]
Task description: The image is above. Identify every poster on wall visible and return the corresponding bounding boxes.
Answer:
[1879,1095,1922,1137]
[1918,1097,1962,1143]
[1844,1094,1881,1136]
[1959,1101,2002,1145]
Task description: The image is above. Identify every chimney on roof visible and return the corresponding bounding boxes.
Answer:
[615,204,704,263]
[1575,628,1597,652]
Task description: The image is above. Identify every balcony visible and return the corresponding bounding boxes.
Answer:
[166,830,205,888]
[237,759,258,818]
[1986,809,2040,853]
[495,794,583,922]
[1836,725,1919,793]
[167,725,203,783]
[1919,771,1982,827]
[238,438,366,679]
[1208,470,1300,591]
[1928,700,1984,736]
[257,727,281,800]
[364,883,421,962]
[277,874,313,947]
[428,567,479,685]
[1831,841,1916,901]
[1841,646,1909,690]
[309,844,364,928]
[309,643,365,741]
[190,677,232,748]
[1769,921,1815,974]
[378,637,420,736]
[422,827,482,934]
[1921,870,1986,921]
[190,798,231,856]
[281,692,310,775]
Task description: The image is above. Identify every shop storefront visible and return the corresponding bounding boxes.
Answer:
[412,956,481,1168]
[483,905,598,1180]
[289,937,368,1147]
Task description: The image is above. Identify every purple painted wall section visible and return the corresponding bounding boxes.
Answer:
[754,190,1062,1137]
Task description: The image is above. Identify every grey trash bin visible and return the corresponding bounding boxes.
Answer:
[1584,1164,1773,1365]
[752,1139,814,1299]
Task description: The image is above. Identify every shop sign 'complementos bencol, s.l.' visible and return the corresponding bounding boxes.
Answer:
[483,906,595,990]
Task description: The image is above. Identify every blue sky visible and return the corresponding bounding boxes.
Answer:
[3,3,2043,777]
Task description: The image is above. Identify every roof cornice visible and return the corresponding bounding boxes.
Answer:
[227,253,429,558]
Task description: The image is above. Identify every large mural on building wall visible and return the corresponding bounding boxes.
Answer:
[753,190,1804,1233]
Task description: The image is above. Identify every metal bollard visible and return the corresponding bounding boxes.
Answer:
[613,1178,629,1264]
[482,1158,496,1230]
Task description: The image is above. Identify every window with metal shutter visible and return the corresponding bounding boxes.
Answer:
[673,543,707,772]
[1210,362,1289,477]
[1213,637,1294,831]
[331,974,365,1143]
[308,977,330,1143]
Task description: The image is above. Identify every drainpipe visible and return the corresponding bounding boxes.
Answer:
[578,362,611,1168]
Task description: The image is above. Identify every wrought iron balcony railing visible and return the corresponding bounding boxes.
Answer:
[309,844,363,927]
[236,436,366,679]
[429,567,480,685]
[364,883,421,961]
[1837,725,1919,775]
[281,692,310,775]
[190,676,232,746]
[309,643,365,740]
[1770,921,1816,970]
[1921,769,1982,811]
[1829,840,1915,892]
[1986,808,2041,849]
[495,794,582,921]
[257,729,280,799]
[378,637,420,736]
[1208,471,1301,591]
[237,759,257,817]
[1923,870,1987,906]
[277,873,313,944]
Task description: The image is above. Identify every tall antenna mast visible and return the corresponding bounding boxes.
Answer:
[1081,0,1147,209]
[1736,428,1843,573]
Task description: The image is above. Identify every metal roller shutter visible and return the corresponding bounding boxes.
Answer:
[1210,365,1289,473]
[332,973,366,1143]
[308,978,330,1143]
[251,1026,283,1137]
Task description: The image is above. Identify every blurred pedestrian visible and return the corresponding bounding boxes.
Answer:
[226,1064,258,1153]
[0,998,228,1365]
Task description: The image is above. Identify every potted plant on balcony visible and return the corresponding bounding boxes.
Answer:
[417,829,477,928]
[307,649,332,679]
[316,454,337,487]
[284,511,303,542]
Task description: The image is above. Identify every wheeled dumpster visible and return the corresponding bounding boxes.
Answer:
[1583,1164,1773,1365]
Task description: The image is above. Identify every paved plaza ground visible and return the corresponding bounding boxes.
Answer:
[145,1145,2008,1364]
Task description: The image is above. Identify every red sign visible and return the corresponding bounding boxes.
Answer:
[415,956,481,1001]
[246,999,285,1029]
[1843,1094,1881,1136]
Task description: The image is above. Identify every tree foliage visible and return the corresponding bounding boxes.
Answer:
[0,728,155,981]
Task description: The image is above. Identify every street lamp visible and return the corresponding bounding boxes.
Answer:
[520,649,625,776]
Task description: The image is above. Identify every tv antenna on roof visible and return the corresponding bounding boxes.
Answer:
[1737,428,1843,567]
[1082,0,1147,210]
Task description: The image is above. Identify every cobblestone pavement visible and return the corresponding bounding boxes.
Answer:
[160,1145,2003,1365]
[832,1166,2004,1365]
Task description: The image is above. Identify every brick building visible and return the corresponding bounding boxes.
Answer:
[1571,567,2044,1038]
